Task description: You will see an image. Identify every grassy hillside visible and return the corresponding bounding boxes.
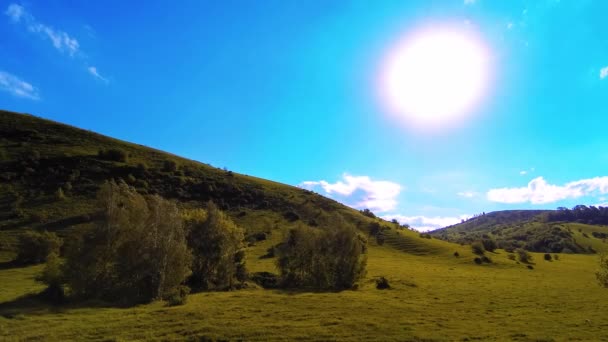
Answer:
[430,210,608,254]
[0,109,454,258]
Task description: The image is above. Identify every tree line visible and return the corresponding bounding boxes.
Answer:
[19,180,368,304]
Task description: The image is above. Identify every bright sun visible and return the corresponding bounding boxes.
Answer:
[380,27,490,129]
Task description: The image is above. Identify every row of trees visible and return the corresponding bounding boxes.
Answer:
[41,180,247,303]
[549,205,608,225]
[32,180,369,304]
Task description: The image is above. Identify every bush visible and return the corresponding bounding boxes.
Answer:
[596,253,608,288]
[516,248,532,263]
[250,272,279,289]
[163,160,177,172]
[63,181,192,303]
[544,253,552,261]
[375,276,390,290]
[507,254,516,260]
[98,148,128,162]
[453,251,460,257]
[15,231,62,265]
[36,252,65,303]
[276,220,367,290]
[166,286,190,306]
[554,254,560,261]
[471,241,485,255]
[186,201,247,291]
[481,255,492,263]
[481,239,497,252]
[419,233,432,239]
[474,257,483,264]
[55,187,66,200]
[527,265,534,270]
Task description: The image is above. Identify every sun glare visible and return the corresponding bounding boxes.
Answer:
[380,27,491,129]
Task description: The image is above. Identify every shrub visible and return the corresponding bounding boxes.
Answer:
[516,248,532,263]
[250,272,279,289]
[453,251,460,257]
[63,181,192,303]
[596,253,608,288]
[419,233,432,239]
[15,231,62,265]
[186,201,247,291]
[276,219,367,290]
[376,277,391,290]
[36,252,65,303]
[481,239,497,252]
[55,187,66,200]
[163,160,177,172]
[507,254,516,261]
[481,256,492,263]
[527,265,534,270]
[360,209,376,218]
[471,241,485,255]
[474,257,483,264]
[98,148,128,162]
[544,253,552,261]
[554,254,560,261]
[166,286,190,306]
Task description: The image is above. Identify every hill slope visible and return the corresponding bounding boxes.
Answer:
[430,210,608,253]
[0,109,453,257]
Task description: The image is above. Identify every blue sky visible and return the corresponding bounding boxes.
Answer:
[2,0,608,230]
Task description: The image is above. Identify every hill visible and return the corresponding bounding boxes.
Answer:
[430,209,608,254]
[0,109,451,257]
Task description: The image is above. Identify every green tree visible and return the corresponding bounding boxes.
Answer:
[277,219,367,290]
[15,230,62,265]
[63,180,192,303]
[186,201,247,290]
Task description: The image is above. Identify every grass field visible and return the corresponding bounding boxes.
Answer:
[1,241,607,341]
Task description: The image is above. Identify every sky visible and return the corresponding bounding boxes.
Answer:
[1,0,608,231]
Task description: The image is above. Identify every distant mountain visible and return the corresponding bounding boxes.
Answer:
[430,209,608,254]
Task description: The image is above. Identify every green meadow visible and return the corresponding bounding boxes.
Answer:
[2,234,607,341]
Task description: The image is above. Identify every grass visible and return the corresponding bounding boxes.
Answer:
[1,245,607,341]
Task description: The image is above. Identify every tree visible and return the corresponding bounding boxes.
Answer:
[63,180,192,303]
[186,201,247,290]
[15,230,62,265]
[276,219,367,290]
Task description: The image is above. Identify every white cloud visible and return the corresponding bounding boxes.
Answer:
[87,66,108,83]
[600,66,608,80]
[300,174,402,213]
[457,191,477,198]
[519,170,527,175]
[464,0,476,5]
[487,176,608,204]
[0,71,39,100]
[382,214,470,232]
[5,3,23,22]
[5,3,80,56]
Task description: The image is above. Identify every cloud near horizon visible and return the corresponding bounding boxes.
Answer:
[0,71,39,99]
[487,176,608,204]
[300,174,401,213]
[381,214,470,232]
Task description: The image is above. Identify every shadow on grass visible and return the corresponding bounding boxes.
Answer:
[0,291,144,318]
